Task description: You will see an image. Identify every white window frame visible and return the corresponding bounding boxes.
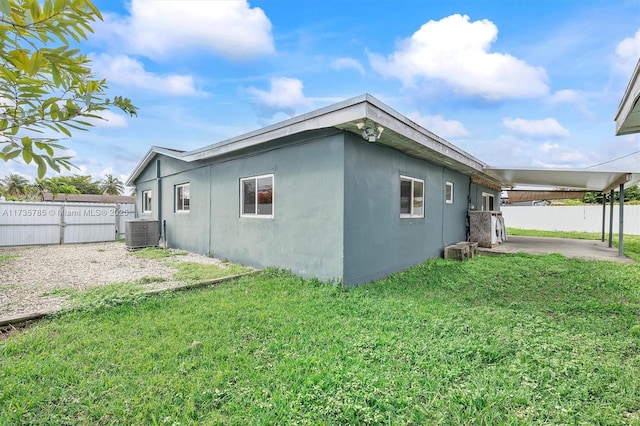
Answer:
[240,174,274,218]
[445,181,454,204]
[175,183,190,212]
[142,190,152,213]
[400,175,425,218]
[482,192,495,211]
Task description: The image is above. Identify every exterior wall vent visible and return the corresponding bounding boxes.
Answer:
[125,219,159,250]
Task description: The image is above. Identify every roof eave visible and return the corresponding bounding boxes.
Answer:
[615,58,640,136]
[125,146,185,186]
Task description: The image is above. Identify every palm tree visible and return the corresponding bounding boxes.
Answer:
[1,173,31,198]
[100,174,124,195]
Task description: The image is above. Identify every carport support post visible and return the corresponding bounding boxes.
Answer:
[619,184,624,257]
[601,193,606,242]
[608,189,614,248]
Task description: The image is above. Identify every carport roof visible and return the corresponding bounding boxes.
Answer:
[485,167,640,192]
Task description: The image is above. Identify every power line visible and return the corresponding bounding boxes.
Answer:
[587,149,640,169]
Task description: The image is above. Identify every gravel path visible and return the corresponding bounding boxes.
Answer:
[0,242,237,321]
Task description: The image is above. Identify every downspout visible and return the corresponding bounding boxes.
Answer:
[608,189,614,248]
[619,184,625,257]
[466,178,473,241]
[601,193,606,242]
[156,159,163,247]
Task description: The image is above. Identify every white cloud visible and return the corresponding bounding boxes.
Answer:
[90,54,200,96]
[546,89,594,119]
[532,141,588,168]
[368,14,549,100]
[406,112,469,138]
[503,117,570,138]
[86,110,129,128]
[245,78,314,118]
[548,89,582,105]
[540,142,560,152]
[101,0,274,61]
[332,57,365,75]
[614,28,640,75]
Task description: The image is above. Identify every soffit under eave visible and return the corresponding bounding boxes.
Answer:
[615,59,640,136]
[484,168,640,192]
[615,98,640,136]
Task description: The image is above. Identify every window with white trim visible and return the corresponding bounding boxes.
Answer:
[241,174,273,217]
[482,192,495,211]
[175,183,190,212]
[445,181,454,204]
[142,190,152,213]
[400,175,424,218]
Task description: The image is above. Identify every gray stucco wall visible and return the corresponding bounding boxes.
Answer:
[342,134,470,285]
[208,133,345,282]
[133,131,494,285]
[469,182,501,212]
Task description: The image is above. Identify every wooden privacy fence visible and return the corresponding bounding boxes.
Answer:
[501,205,640,235]
[0,201,135,247]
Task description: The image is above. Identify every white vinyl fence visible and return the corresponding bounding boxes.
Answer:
[0,201,135,247]
[501,205,640,235]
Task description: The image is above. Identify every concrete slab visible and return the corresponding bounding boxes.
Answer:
[479,235,635,264]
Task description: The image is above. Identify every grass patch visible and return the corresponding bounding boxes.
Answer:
[0,285,16,291]
[172,261,252,283]
[2,254,639,424]
[130,246,187,260]
[41,282,146,311]
[0,254,20,263]
[136,276,167,285]
[508,228,640,262]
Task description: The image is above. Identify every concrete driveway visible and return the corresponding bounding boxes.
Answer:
[480,235,635,264]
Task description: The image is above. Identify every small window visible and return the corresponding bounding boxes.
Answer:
[241,174,273,218]
[142,190,152,213]
[482,192,495,211]
[400,176,424,218]
[175,183,190,212]
[445,182,454,204]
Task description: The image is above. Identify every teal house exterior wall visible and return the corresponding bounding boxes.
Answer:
[128,95,508,286]
[133,131,496,285]
[342,134,471,284]
[207,131,345,282]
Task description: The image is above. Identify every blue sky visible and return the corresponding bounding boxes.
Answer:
[4,0,640,186]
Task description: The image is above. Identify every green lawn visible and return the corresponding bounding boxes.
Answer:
[2,252,640,424]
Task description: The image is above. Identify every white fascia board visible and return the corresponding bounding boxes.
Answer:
[615,59,640,135]
[183,96,369,162]
[485,167,640,192]
[362,100,488,172]
[125,146,185,186]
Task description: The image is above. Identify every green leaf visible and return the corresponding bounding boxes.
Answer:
[30,0,41,21]
[22,149,33,164]
[0,0,11,16]
[34,155,46,178]
[0,150,21,161]
[51,62,62,86]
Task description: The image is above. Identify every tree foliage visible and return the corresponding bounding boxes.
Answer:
[0,0,137,178]
[0,172,29,196]
[583,185,640,203]
[99,173,123,195]
[37,174,100,194]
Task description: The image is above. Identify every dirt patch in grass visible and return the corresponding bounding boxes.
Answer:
[0,242,252,321]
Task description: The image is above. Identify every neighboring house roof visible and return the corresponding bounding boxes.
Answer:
[506,190,585,203]
[42,193,135,203]
[126,94,507,188]
[615,58,640,136]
